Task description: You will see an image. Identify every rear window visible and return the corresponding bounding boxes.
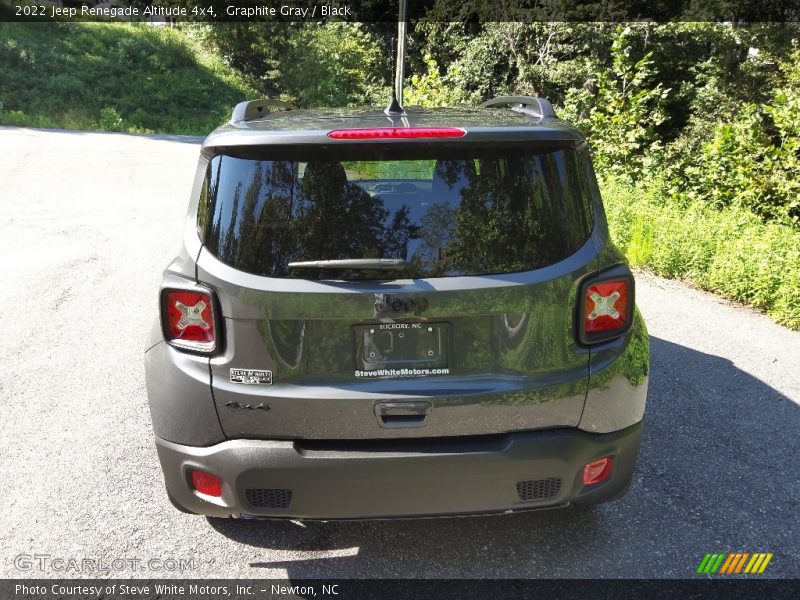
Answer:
[197,144,595,280]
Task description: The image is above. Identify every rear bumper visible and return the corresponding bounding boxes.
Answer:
[156,422,642,519]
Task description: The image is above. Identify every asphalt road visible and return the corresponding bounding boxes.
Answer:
[1,126,798,579]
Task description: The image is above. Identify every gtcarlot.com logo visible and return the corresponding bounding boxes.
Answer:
[14,553,196,573]
[696,552,773,575]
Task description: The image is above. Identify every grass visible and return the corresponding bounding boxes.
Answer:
[0,22,258,135]
[602,178,800,331]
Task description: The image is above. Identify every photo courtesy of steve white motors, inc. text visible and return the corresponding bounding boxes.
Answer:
[14,583,342,597]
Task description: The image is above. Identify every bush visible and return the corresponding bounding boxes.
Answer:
[404,55,470,107]
[602,178,800,330]
[99,107,123,131]
[663,46,800,228]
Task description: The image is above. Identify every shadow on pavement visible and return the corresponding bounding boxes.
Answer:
[208,336,800,578]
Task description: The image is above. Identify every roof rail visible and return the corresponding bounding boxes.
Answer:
[478,96,556,119]
[230,99,298,124]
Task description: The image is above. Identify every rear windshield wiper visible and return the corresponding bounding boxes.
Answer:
[287,259,409,270]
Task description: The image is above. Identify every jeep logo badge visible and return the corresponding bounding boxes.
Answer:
[374,294,429,314]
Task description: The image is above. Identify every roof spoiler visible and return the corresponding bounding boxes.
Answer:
[230,99,297,124]
[479,96,556,119]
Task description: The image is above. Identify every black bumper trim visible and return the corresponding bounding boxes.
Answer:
[155,422,642,519]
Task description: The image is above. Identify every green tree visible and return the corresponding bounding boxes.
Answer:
[560,26,669,178]
[677,47,800,226]
[283,23,386,107]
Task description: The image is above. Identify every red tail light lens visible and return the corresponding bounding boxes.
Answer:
[190,470,223,497]
[584,280,629,334]
[578,271,634,345]
[327,127,466,140]
[162,289,216,352]
[583,457,613,486]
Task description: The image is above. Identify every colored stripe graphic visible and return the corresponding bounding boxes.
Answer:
[719,553,736,574]
[697,553,726,574]
[696,553,713,574]
[699,552,773,574]
[751,554,766,573]
[734,553,749,573]
[744,554,760,574]
[719,553,736,575]
[711,553,726,573]
[759,553,773,573]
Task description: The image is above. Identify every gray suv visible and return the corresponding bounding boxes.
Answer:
[144,96,649,519]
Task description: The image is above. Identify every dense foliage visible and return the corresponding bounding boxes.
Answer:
[196,21,800,227]
[2,21,799,327]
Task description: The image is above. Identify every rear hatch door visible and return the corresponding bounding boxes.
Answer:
[195,140,598,439]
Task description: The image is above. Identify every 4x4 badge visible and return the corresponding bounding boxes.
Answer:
[230,368,273,385]
[224,401,270,411]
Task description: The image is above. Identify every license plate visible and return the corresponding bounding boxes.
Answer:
[355,322,448,369]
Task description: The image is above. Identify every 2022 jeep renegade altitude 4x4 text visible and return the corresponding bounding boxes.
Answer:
[144,97,649,519]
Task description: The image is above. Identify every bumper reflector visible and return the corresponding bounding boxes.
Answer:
[190,470,223,497]
[583,457,613,486]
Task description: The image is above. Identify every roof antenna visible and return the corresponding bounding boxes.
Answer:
[385,0,407,116]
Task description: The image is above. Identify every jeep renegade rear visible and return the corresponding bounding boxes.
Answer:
[144,97,649,519]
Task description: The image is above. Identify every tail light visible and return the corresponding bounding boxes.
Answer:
[577,267,634,345]
[327,127,466,140]
[190,470,223,497]
[161,287,218,353]
[583,457,613,486]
